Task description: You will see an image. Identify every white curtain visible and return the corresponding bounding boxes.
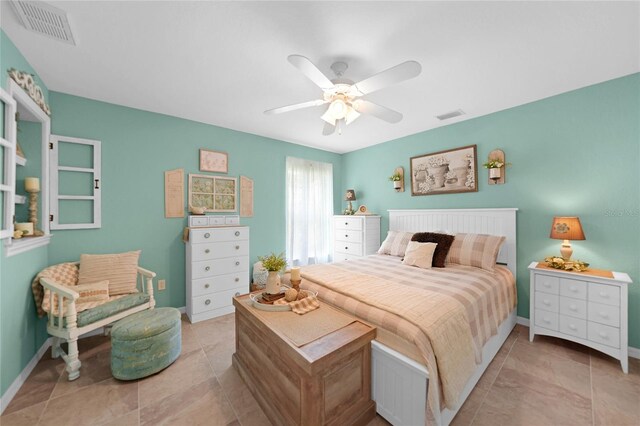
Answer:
[286,157,334,266]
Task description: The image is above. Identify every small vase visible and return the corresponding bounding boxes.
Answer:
[265,271,281,294]
[489,168,501,180]
[393,180,402,190]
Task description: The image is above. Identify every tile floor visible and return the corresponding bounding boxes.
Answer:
[1,315,638,426]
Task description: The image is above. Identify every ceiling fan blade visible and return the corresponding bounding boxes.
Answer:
[264,99,328,115]
[351,61,422,96]
[288,55,335,91]
[322,121,335,136]
[352,100,403,123]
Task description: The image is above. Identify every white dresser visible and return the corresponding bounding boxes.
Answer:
[186,226,250,323]
[529,262,633,373]
[333,215,381,262]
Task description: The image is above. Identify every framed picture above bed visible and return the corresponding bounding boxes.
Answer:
[410,144,477,196]
[188,173,237,212]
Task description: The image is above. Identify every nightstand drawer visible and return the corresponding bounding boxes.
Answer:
[334,217,363,231]
[535,309,559,331]
[588,283,620,306]
[559,279,587,300]
[334,253,362,262]
[559,296,587,319]
[535,292,559,313]
[588,302,620,327]
[335,230,363,243]
[536,274,559,295]
[334,241,363,256]
[588,322,620,348]
[559,315,587,339]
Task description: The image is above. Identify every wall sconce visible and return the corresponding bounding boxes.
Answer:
[483,149,509,185]
[388,167,405,192]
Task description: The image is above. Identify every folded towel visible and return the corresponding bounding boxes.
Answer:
[274,294,320,315]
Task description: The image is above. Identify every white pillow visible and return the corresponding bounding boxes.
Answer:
[377,231,414,257]
[402,241,438,269]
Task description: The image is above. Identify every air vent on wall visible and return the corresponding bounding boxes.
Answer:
[10,1,76,45]
[436,109,465,121]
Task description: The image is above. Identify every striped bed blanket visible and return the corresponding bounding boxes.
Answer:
[295,254,517,422]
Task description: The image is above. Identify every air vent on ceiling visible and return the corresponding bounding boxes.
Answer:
[10,1,76,45]
[436,109,465,121]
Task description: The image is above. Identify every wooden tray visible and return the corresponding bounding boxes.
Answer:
[250,288,317,312]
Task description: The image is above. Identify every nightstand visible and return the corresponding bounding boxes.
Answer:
[529,262,633,373]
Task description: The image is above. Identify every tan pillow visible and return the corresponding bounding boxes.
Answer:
[377,231,414,257]
[402,241,438,269]
[446,233,505,271]
[79,250,141,295]
[42,280,110,314]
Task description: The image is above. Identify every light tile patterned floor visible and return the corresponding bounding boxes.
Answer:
[1,316,638,426]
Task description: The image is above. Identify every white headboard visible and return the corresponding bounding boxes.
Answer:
[388,208,518,276]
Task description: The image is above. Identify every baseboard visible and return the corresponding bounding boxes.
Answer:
[517,316,640,360]
[0,337,52,415]
[178,306,186,314]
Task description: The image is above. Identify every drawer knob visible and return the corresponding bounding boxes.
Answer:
[599,331,608,339]
[569,304,577,311]
[205,249,210,254]
[204,233,211,239]
[599,311,609,319]
[570,286,578,292]
[345,222,348,225]
[345,234,348,238]
[205,283,210,289]
[235,231,240,237]
[599,291,608,298]
[205,266,210,271]
[235,261,240,266]
[569,324,577,331]
[235,277,239,282]
[235,292,240,297]
[205,299,211,305]
[345,246,348,250]
[235,245,240,250]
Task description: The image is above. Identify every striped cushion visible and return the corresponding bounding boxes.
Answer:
[447,233,505,271]
[79,251,141,295]
[377,231,414,257]
[42,280,110,314]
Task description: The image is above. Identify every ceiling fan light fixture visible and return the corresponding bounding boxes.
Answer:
[329,99,347,119]
[344,106,360,125]
[321,108,336,125]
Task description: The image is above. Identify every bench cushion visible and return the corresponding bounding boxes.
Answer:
[54,293,151,328]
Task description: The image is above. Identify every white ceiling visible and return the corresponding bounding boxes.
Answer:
[1,1,638,153]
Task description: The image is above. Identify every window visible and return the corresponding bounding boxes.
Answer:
[285,157,333,266]
[0,87,17,239]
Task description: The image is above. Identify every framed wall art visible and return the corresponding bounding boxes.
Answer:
[188,173,237,212]
[199,149,228,173]
[410,144,477,196]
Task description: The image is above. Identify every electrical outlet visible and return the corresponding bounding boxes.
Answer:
[158,279,166,291]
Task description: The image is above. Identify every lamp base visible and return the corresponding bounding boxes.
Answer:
[560,240,573,261]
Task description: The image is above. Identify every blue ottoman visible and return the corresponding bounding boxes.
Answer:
[111,307,182,380]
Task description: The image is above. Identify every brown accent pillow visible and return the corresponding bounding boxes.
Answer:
[411,232,455,268]
[79,250,141,295]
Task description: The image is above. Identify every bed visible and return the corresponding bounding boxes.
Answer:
[292,208,518,425]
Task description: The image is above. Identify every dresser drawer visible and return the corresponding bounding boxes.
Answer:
[192,286,245,314]
[588,322,620,348]
[588,282,620,306]
[190,227,249,244]
[334,253,362,262]
[559,314,587,339]
[334,217,363,231]
[588,302,620,327]
[559,279,587,300]
[559,296,587,319]
[192,257,249,279]
[191,273,247,298]
[191,240,249,261]
[334,241,363,256]
[536,274,559,295]
[535,309,559,331]
[535,292,559,313]
[335,230,363,243]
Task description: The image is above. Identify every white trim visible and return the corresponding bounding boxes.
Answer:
[178,306,186,314]
[0,337,52,415]
[4,234,52,257]
[517,315,530,327]
[0,86,17,240]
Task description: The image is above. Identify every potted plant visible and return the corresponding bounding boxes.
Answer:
[258,252,287,294]
[482,158,511,180]
[388,172,402,190]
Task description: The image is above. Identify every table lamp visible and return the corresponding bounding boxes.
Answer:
[344,189,356,214]
[550,216,585,260]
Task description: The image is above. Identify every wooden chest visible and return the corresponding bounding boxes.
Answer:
[232,295,377,426]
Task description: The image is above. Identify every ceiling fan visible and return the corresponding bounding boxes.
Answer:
[264,55,422,136]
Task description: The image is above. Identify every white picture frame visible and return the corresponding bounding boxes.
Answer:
[188,173,237,213]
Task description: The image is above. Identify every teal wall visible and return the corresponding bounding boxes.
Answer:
[0,29,50,397]
[47,92,343,310]
[343,73,640,347]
